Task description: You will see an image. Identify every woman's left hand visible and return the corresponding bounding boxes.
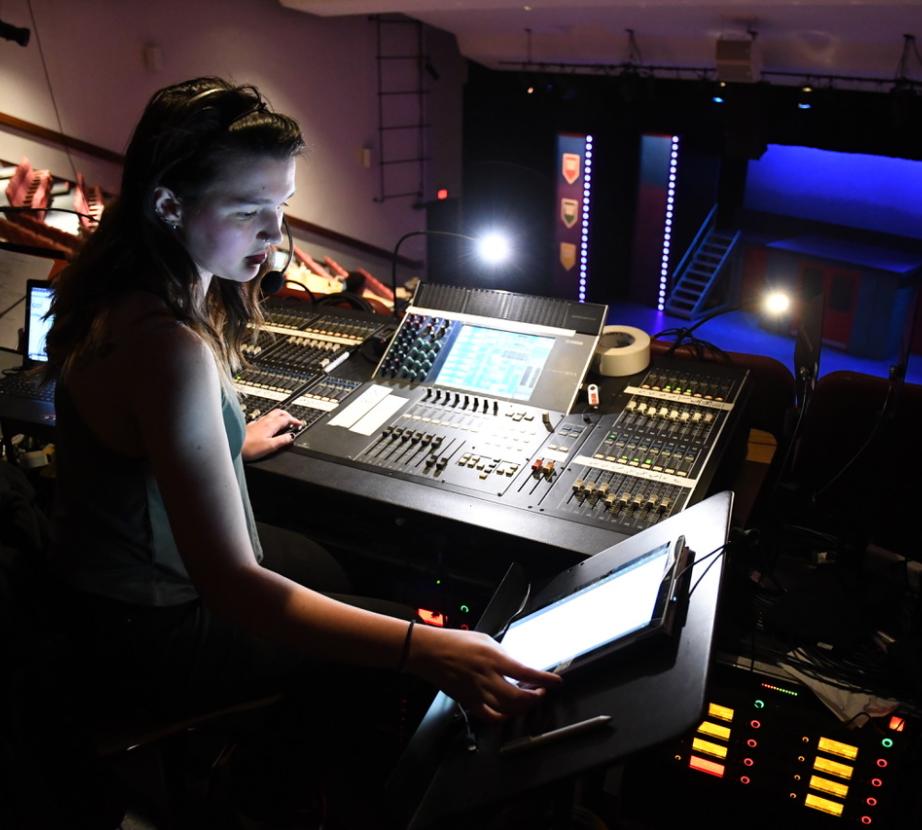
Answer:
[242,408,304,461]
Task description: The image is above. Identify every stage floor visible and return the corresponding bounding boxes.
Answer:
[611,303,922,386]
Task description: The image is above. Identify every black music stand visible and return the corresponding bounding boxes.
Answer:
[387,491,733,829]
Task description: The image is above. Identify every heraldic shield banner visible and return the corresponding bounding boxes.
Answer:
[554,133,589,297]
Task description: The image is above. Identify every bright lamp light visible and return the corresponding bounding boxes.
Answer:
[476,232,511,265]
[763,290,791,316]
[390,228,514,318]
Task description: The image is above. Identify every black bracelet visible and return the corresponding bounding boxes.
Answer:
[397,619,416,673]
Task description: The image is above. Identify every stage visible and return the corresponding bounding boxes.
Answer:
[612,302,922,386]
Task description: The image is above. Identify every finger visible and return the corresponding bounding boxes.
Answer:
[489,682,546,715]
[500,660,563,688]
[275,410,304,429]
[269,431,298,450]
[471,702,506,723]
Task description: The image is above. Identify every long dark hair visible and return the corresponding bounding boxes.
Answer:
[46,77,305,378]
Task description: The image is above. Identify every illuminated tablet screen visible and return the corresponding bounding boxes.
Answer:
[500,541,673,673]
[434,324,555,401]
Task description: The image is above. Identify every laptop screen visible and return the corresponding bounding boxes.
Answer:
[25,282,54,364]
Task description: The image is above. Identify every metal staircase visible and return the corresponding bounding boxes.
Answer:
[665,205,740,319]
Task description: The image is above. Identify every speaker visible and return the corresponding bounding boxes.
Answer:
[715,36,760,84]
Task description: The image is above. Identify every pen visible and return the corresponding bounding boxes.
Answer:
[324,351,351,373]
[499,715,613,755]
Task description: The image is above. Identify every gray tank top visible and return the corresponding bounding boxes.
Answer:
[50,380,263,606]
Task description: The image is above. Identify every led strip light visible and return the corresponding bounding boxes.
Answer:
[657,135,679,311]
[579,134,593,303]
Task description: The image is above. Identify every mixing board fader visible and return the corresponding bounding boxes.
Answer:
[537,362,748,534]
[234,302,388,424]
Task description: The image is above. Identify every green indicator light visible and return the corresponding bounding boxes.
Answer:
[761,682,798,697]
[460,604,470,614]
[754,699,765,709]
[882,738,893,748]
[435,579,442,586]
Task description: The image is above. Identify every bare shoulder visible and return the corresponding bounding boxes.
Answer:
[109,293,212,373]
[105,293,222,412]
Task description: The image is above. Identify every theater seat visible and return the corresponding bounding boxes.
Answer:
[787,371,922,557]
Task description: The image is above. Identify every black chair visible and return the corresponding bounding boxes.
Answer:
[0,462,284,829]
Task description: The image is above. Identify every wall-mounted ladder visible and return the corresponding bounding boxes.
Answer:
[373,15,430,203]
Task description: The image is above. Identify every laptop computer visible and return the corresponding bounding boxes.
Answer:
[0,279,56,425]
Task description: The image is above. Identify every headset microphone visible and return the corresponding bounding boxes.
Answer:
[260,216,292,296]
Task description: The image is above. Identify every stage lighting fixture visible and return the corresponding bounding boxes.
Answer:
[390,229,513,318]
[664,287,792,343]
[763,290,791,316]
[475,232,511,265]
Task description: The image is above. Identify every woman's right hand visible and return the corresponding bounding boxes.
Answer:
[406,624,562,721]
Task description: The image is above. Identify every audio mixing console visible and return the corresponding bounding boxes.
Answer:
[233,302,386,430]
[248,285,750,563]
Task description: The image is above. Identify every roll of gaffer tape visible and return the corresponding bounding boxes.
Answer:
[594,325,651,377]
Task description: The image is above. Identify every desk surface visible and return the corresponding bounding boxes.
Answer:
[394,491,733,829]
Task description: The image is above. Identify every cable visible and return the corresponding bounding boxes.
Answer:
[282,280,317,304]
[769,390,808,493]
[687,547,729,600]
[652,325,734,365]
[811,380,895,501]
[674,541,732,590]
[0,206,98,223]
[494,581,533,642]
[26,0,77,181]
[455,705,479,753]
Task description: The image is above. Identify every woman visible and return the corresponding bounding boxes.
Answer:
[45,77,558,738]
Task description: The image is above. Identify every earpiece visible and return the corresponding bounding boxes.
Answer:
[260,217,292,296]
